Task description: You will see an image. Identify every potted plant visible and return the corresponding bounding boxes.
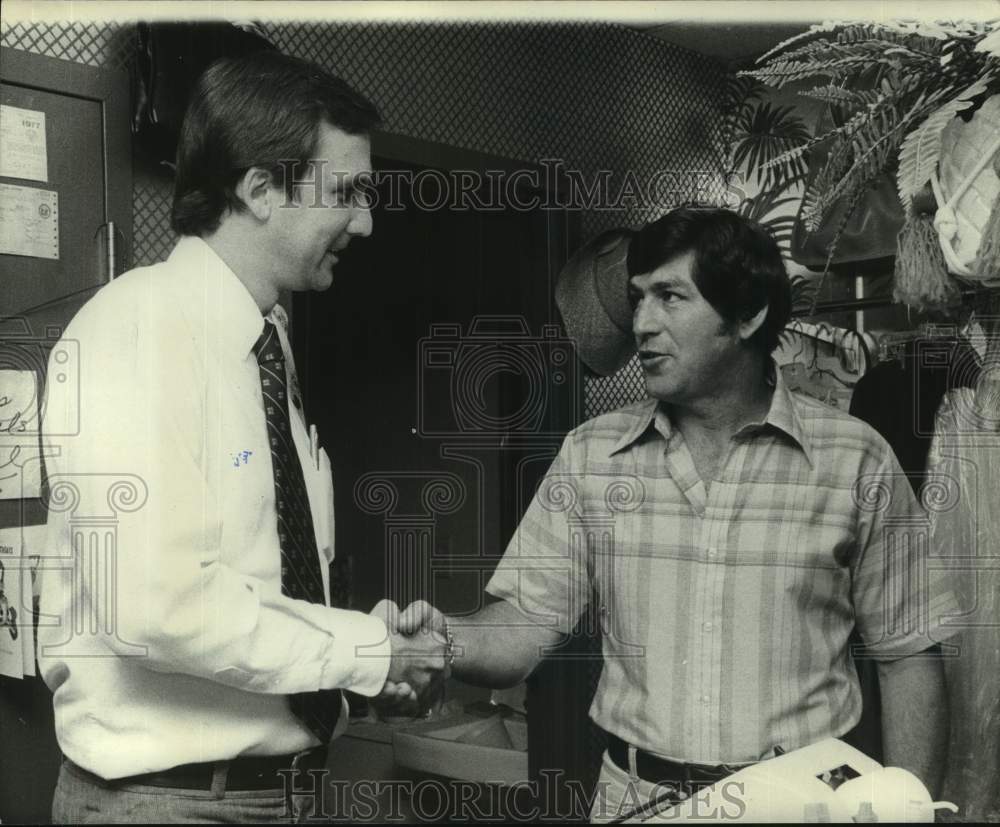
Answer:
[742,20,1000,310]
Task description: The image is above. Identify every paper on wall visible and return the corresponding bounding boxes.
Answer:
[0,371,43,498]
[19,551,35,676]
[0,105,48,183]
[0,370,41,436]
[0,441,44,500]
[0,183,59,260]
[19,524,46,677]
[0,527,24,678]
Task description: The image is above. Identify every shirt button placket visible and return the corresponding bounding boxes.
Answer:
[705,532,725,757]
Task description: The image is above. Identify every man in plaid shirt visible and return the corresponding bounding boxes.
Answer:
[408,207,956,820]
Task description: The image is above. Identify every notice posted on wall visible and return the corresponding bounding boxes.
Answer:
[0,441,43,501]
[0,105,48,183]
[0,183,59,260]
[0,527,25,679]
[0,370,42,499]
[19,524,46,677]
[0,369,40,436]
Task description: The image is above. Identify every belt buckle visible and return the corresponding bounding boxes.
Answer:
[284,747,328,821]
[288,750,304,786]
[290,747,321,774]
[288,746,328,785]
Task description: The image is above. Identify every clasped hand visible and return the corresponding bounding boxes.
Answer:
[370,599,449,715]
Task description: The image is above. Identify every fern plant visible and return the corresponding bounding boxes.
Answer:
[742,19,1000,270]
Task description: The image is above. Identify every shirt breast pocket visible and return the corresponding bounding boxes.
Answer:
[589,507,647,656]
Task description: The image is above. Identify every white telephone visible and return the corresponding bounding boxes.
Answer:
[636,739,957,823]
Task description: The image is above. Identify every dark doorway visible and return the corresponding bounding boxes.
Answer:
[293,144,578,616]
[292,141,598,818]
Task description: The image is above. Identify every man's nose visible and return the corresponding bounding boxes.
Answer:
[348,204,373,238]
[632,298,659,338]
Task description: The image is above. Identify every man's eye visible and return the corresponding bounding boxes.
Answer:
[328,187,369,208]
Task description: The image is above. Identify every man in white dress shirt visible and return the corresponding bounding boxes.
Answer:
[39,51,445,823]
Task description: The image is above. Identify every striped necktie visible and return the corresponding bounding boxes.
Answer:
[254,319,341,743]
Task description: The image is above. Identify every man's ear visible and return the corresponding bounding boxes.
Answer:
[234,167,275,222]
[738,304,768,342]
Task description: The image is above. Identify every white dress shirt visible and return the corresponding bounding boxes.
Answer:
[39,236,390,780]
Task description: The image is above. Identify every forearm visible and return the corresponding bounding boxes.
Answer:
[446,599,562,689]
[134,585,390,696]
[876,650,948,797]
[49,368,390,696]
[87,520,390,695]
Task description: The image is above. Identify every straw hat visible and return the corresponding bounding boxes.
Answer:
[555,229,634,377]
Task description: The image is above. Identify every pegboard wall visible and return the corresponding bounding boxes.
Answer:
[1,17,726,417]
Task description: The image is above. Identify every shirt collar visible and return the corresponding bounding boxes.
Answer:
[167,235,266,359]
[758,366,814,467]
[607,361,814,467]
[608,397,661,456]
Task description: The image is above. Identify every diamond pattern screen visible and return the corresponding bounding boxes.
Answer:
[1,19,133,69]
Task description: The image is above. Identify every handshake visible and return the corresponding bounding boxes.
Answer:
[370,599,451,716]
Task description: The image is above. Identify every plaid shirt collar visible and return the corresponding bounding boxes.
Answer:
[608,361,814,467]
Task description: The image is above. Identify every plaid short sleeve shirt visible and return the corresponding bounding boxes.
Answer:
[486,368,959,764]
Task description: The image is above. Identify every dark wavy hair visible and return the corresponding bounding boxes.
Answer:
[626,206,792,355]
[171,51,381,236]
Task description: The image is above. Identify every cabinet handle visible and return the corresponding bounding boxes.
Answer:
[94,221,124,281]
[107,220,117,281]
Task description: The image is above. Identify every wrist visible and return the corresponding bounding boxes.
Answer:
[441,616,456,667]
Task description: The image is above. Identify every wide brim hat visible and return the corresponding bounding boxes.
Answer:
[555,229,634,377]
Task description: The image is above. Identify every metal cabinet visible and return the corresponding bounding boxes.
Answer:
[0,45,132,825]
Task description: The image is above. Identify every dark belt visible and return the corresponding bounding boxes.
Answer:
[78,747,328,792]
[606,734,750,787]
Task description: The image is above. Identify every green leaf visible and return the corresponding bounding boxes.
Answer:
[800,83,878,106]
[744,55,889,88]
[750,19,1000,269]
[756,20,858,63]
[974,26,1000,59]
[731,101,811,188]
[896,76,993,207]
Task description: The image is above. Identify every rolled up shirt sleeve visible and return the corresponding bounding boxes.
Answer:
[486,436,592,636]
[851,441,960,662]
